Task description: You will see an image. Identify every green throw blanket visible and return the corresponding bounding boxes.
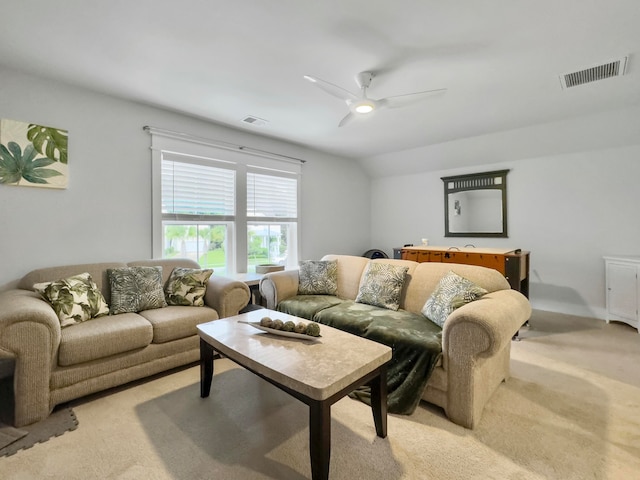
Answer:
[279,298,443,415]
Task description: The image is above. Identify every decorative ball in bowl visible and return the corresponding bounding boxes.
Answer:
[255,316,321,338]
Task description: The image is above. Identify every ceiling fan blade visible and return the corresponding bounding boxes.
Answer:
[378,88,447,109]
[338,112,355,127]
[304,75,358,101]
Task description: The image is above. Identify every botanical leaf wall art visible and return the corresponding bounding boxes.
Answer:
[0,118,68,189]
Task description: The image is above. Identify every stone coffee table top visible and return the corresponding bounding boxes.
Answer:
[197,309,392,401]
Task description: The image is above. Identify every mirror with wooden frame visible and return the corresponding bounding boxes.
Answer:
[442,169,509,238]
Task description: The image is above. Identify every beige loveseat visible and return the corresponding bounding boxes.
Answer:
[259,254,531,429]
[0,258,250,427]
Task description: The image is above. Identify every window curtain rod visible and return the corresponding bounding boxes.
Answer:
[143,126,306,165]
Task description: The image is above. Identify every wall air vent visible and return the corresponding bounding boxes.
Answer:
[560,56,628,89]
[241,115,269,127]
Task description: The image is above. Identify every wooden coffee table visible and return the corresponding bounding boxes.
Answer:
[197,309,392,480]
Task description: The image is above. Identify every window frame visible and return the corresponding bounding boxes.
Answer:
[150,130,301,274]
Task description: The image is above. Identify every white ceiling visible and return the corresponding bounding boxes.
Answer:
[1,1,640,174]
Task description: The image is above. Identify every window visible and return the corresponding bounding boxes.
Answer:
[246,171,298,273]
[148,128,302,274]
[160,157,235,274]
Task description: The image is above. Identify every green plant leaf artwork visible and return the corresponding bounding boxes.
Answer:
[27,124,68,164]
[0,142,63,185]
[0,118,68,189]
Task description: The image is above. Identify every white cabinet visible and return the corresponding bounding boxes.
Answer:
[604,256,640,333]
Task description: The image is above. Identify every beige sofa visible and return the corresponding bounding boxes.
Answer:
[0,258,250,427]
[259,254,531,429]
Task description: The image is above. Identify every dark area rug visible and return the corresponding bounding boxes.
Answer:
[0,407,78,457]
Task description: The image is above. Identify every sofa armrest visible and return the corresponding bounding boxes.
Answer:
[259,270,300,310]
[443,289,531,362]
[204,276,250,318]
[0,289,62,426]
[0,289,61,357]
[440,289,531,429]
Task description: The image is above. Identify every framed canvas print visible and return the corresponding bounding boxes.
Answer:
[0,118,68,189]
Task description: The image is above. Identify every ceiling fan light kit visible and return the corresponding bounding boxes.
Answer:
[304,71,446,126]
[351,99,376,114]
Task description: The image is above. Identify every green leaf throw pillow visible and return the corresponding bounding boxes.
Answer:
[33,272,109,328]
[421,271,488,328]
[165,267,214,306]
[108,266,167,314]
[298,260,338,295]
[355,262,409,311]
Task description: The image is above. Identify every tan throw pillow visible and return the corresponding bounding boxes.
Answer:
[298,260,338,295]
[108,266,167,314]
[421,271,488,328]
[165,267,214,306]
[355,262,409,311]
[34,272,109,327]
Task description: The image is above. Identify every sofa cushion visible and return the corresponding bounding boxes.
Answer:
[137,305,218,343]
[312,300,376,336]
[277,295,343,320]
[33,272,110,328]
[320,254,370,299]
[19,262,127,300]
[313,300,437,338]
[421,271,488,327]
[314,300,443,414]
[58,313,153,366]
[165,267,214,306]
[128,258,201,285]
[404,262,510,315]
[355,262,409,311]
[108,266,167,314]
[298,260,338,295]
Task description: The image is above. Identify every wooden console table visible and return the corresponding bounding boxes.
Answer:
[401,246,530,298]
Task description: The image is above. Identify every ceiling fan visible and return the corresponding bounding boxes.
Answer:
[303,71,446,127]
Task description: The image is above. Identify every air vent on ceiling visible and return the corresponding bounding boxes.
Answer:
[560,56,628,89]
[241,115,269,127]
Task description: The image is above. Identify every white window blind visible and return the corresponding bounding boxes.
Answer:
[162,159,235,218]
[148,126,303,272]
[247,172,297,219]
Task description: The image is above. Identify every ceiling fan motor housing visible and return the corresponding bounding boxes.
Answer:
[356,71,374,89]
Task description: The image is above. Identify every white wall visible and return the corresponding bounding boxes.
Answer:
[370,149,640,319]
[4,65,637,320]
[362,105,640,178]
[0,67,371,289]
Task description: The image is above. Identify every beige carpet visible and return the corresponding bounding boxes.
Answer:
[1,310,639,479]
